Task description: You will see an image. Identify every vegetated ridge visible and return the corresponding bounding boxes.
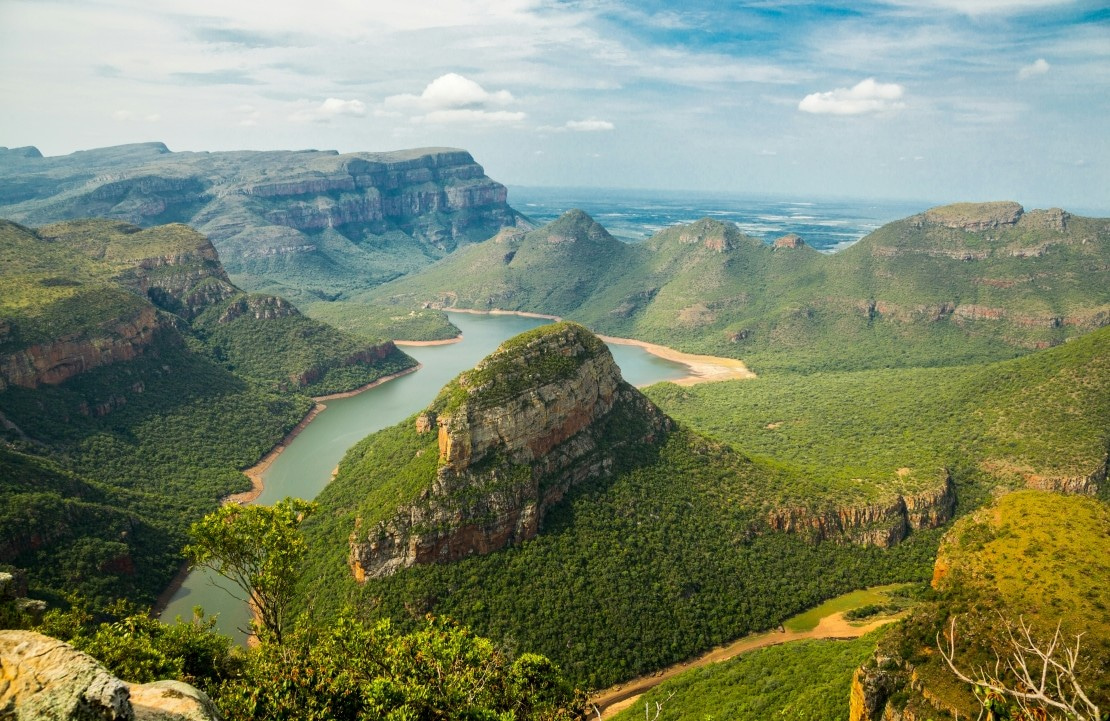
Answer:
[366,203,1110,372]
[0,218,415,606]
[0,143,530,303]
[297,322,955,688]
[849,490,1110,720]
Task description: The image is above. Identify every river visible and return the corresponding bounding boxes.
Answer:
[159,312,690,640]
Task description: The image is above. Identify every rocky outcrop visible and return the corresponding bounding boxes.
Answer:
[0,631,221,721]
[766,474,956,548]
[922,202,1024,231]
[772,233,807,249]
[216,295,299,324]
[0,306,167,390]
[676,219,740,252]
[115,235,238,319]
[850,662,900,721]
[349,322,672,580]
[1023,451,1107,495]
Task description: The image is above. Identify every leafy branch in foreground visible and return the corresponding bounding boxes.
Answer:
[185,498,316,645]
[938,615,1102,721]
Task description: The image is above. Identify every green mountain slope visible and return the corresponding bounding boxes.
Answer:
[646,324,1110,509]
[0,218,414,606]
[296,324,946,689]
[366,203,1109,372]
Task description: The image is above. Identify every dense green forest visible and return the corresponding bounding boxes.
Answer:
[361,205,1109,372]
[301,416,942,689]
[0,218,414,606]
[646,325,1110,506]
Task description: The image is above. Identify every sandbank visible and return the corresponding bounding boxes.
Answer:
[395,336,463,346]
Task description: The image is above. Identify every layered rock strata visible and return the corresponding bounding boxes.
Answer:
[349,322,672,580]
[766,474,956,548]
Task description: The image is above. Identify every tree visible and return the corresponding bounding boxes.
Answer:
[938,614,1102,721]
[185,497,316,645]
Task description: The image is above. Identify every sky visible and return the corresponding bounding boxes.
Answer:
[1,0,1108,212]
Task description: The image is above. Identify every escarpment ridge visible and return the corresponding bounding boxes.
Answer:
[0,143,530,300]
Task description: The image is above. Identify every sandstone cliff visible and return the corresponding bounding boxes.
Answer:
[0,304,169,391]
[0,144,530,299]
[348,322,671,580]
[766,474,956,548]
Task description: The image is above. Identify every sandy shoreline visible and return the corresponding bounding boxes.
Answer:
[230,364,422,504]
[395,336,462,347]
[592,611,902,718]
[438,307,756,384]
[154,365,422,617]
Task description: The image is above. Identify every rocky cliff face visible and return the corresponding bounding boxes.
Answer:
[0,305,168,391]
[766,474,956,548]
[0,630,221,720]
[0,144,529,298]
[348,322,672,580]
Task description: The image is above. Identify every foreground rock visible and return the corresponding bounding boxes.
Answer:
[0,630,220,721]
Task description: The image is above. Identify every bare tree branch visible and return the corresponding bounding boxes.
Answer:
[937,615,1101,721]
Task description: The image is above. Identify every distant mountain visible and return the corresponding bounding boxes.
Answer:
[366,202,1110,372]
[0,218,414,605]
[0,143,530,301]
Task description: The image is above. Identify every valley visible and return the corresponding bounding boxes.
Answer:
[0,155,1107,721]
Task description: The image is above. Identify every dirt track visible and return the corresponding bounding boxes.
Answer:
[591,611,902,718]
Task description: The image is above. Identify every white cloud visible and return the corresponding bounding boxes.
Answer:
[1018,58,1050,79]
[289,98,366,122]
[564,119,614,132]
[385,73,514,111]
[879,0,1075,14]
[798,78,906,115]
[414,109,526,125]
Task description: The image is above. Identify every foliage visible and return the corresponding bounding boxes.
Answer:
[875,491,1110,718]
[430,322,607,415]
[303,300,460,342]
[194,301,416,396]
[645,325,1110,505]
[214,614,582,721]
[34,601,239,692]
[186,498,317,644]
[611,632,885,721]
[300,424,942,690]
[0,218,413,607]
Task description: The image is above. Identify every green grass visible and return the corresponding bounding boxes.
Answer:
[611,632,887,721]
[873,490,1110,719]
[645,325,1110,507]
[783,584,910,632]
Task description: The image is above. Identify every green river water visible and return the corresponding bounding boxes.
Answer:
[159,312,689,640]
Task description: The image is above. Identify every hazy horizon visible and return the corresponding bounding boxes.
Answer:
[2,1,1107,212]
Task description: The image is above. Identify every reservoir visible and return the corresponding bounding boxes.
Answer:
[160,312,689,640]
